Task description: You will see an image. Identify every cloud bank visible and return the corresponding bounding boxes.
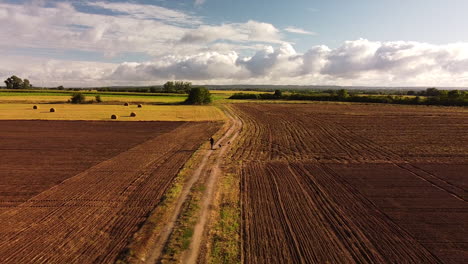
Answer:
[1,1,467,87]
[106,39,468,86]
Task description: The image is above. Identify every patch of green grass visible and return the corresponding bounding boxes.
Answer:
[161,188,202,263]
[0,90,188,104]
[181,228,195,250]
[209,172,240,264]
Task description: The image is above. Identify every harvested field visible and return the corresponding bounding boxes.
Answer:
[232,103,468,264]
[0,120,220,263]
[0,104,226,121]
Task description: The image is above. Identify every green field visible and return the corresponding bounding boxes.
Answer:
[0,90,187,104]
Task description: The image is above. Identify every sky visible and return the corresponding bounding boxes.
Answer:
[1,0,468,87]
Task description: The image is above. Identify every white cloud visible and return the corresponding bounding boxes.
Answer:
[110,51,248,82]
[285,26,316,35]
[0,1,467,87]
[0,1,190,56]
[3,39,468,87]
[179,20,283,45]
[104,39,468,86]
[0,54,116,87]
[0,2,284,59]
[87,1,202,25]
[194,0,206,6]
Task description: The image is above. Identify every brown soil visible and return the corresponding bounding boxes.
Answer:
[232,103,468,264]
[0,120,220,263]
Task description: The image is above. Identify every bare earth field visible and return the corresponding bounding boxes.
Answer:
[0,120,220,263]
[231,103,468,264]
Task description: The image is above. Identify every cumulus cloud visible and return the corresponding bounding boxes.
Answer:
[105,39,468,86]
[110,51,247,81]
[285,26,316,35]
[3,39,468,87]
[0,54,116,87]
[319,39,468,83]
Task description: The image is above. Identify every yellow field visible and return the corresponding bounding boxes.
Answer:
[0,104,226,121]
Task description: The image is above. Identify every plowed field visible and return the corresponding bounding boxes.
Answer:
[232,103,468,264]
[0,120,220,263]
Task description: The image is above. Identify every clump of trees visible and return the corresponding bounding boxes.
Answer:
[4,76,32,89]
[70,93,105,104]
[163,81,192,93]
[70,93,86,104]
[337,89,349,99]
[185,87,212,105]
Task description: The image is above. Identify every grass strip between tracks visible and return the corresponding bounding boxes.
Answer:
[115,140,210,264]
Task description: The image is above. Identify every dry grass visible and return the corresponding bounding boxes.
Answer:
[0,104,226,121]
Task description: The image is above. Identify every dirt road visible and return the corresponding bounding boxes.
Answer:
[144,106,242,264]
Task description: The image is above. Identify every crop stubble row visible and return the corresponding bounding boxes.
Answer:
[0,121,185,208]
[0,120,220,263]
[232,103,467,264]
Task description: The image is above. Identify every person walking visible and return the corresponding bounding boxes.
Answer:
[209,137,215,150]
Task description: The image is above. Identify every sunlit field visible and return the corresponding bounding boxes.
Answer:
[0,89,260,103]
[0,103,225,121]
[0,91,187,104]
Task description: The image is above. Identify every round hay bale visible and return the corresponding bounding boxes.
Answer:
[50,108,56,112]
[137,104,142,108]
[124,102,129,106]
[111,114,118,119]
[33,105,38,109]
[130,112,137,117]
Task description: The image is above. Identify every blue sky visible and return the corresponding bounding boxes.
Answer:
[1,0,468,87]
[196,0,468,48]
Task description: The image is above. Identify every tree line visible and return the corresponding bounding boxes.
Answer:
[95,81,193,93]
[229,88,468,107]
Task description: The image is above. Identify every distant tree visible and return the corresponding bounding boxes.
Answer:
[413,96,422,104]
[57,85,65,90]
[337,89,349,99]
[274,89,282,97]
[425,87,440,96]
[163,81,175,93]
[175,81,192,93]
[448,90,462,99]
[150,87,157,93]
[70,93,86,104]
[185,87,212,105]
[4,75,24,89]
[22,79,32,89]
[95,95,102,103]
[407,90,416,96]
